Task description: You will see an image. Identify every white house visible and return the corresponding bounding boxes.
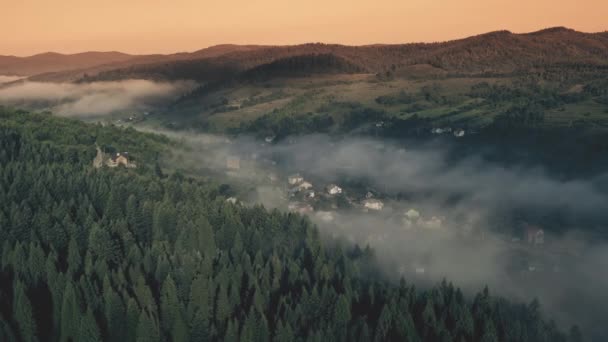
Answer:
[297,181,313,191]
[326,184,343,195]
[405,208,421,221]
[363,199,384,211]
[288,174,304,185]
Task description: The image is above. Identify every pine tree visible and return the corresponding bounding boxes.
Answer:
[13,281,38,342]
[136,310,160,342]
[77,307,101,342]
[104,286,126,342]
[60,282,80,342]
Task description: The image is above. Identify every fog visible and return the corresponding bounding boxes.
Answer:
[0,79,194,116]
[0,75,23,84]
[156,130,608,339]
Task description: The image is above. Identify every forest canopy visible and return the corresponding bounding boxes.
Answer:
[0,107,580,341]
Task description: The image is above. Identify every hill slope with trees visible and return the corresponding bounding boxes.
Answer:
[0,108,580,341]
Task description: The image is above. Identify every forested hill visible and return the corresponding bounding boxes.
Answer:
[0,108,578,341]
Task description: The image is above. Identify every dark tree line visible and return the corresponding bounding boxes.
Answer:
[0,108,579,341]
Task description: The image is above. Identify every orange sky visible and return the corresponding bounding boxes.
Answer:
[2,0,607,56]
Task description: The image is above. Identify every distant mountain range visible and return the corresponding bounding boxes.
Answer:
[1,27,607,83]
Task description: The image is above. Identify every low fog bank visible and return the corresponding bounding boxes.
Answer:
[0,79,195,116]
[151,129,607,338]
[0,75,23,84]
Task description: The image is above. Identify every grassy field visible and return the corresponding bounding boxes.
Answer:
[142,72,608,135]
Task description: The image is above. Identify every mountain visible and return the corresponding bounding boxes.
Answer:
[0,51,137,76]
[3,27,607,83]
[57,27,608,82]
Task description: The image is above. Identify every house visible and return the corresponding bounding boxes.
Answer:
[524,224,544,245]
[106,152,136,168]
[454,129,465,137]
[226,197,238,204]
[363,199,384,211]
[405,208,421,221]
[304,190,315,199]
[297,181,313,191]
[288,174,304,185]
[403,209,421,227]
[326,184,343,195]
[226,156,240,170]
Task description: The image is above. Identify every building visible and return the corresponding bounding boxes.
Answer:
[363,199,384,211]
[405,209,421,221]
[106,152,136,168]
[265,135,276,143]
[226,156,240,170]
[454,129,465,137]
[297,181,313,191]
[288,174,304,185]
[326,184,343,195]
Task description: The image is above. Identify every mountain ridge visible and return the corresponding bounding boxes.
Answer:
[2,27,607,81]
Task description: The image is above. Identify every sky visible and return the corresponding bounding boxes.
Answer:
[1,0,607,56]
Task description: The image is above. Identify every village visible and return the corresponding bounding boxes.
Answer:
[219,147,576,281]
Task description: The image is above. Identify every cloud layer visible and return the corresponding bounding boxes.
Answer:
[0,75,23,84]
[154,130,608,338]
[0,79,193,116]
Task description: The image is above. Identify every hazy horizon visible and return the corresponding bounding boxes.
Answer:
[2,0,607,56]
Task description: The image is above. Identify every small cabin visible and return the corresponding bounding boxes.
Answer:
[107,152,136,168]
[297,181,313,191]
[326,184,343,195]
[363,199,384,211]
[405,208,421,221]
[288,174,304,185]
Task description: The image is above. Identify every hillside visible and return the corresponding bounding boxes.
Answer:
[3,27,607,83]
[0,108,577,341]
[0,51,137,76]
[73,27,608,82]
